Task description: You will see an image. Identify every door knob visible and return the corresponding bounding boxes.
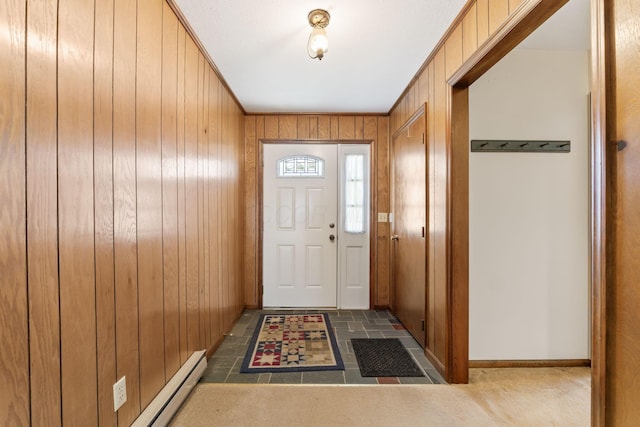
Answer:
[329,223,335,229]
[329,234,335,242]
[391,235,399,241]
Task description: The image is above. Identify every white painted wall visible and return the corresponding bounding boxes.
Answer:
[469,49,590,360]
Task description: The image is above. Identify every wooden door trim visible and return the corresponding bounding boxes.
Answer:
[448,87,469,383]
[257,139,377,309]
[392,104,426,139]
[590,0,607,425]
[448,0,569,88]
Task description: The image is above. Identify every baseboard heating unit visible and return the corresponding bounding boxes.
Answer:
[132,350,207,427]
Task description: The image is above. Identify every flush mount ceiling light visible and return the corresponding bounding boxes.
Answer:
[307,9,330,60]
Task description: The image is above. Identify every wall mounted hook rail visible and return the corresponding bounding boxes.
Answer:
[471,140,571,153]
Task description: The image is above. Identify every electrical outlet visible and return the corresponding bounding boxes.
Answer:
[113,376,127,412]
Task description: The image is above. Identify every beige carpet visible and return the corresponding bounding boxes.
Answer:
[171,367,590,426]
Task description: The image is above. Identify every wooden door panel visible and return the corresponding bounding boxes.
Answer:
[392,110,427,347]
[607,0,640,423]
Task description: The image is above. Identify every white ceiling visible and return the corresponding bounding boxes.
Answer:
[517,0,590,51]
[175,0,467,113]
[174,0,590,114]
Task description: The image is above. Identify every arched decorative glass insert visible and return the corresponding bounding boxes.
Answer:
[277,155,325,177]
[344,154,365,233]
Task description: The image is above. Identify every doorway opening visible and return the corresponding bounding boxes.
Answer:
[439,0,592,384]
[467,43,591,363]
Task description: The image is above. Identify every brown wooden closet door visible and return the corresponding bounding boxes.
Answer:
[606,0,640,424]
[391,113,427,347]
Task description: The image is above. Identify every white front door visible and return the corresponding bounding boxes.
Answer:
[263,144,338,307]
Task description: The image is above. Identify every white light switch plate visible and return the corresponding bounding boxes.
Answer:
[377,212,388,222]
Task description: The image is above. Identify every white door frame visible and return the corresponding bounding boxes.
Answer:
[259,140,375,309]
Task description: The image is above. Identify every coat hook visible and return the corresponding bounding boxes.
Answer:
[500,142,509,148]
[558,143,569,148]
[480,142,488,147]
[520,142,529,148]
[540,143,549,148]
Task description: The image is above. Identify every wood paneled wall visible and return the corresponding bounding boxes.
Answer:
[243,115,390,308]
[0,0,244,425]
[389,0,562,383]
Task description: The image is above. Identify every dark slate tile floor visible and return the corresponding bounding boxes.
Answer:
[200,309,446,385]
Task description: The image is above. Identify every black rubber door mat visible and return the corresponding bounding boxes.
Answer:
[351,338,424,377]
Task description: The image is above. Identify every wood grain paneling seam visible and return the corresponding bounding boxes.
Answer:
[94,0,116,423]
[113,0,142,422]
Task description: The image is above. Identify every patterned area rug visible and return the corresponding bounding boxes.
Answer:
[240,313,344,373]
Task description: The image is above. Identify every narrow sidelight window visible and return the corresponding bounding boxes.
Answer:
[344,154,365,233]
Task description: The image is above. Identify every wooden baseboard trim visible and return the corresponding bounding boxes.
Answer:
[206,308,248,359]
[469,359,591,369]
[373,305,390,310]
[245,304,259,310]
[424,347,446,378]
[205,335,225,360]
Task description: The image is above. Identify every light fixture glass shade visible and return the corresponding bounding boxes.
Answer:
[308,27,328,60]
